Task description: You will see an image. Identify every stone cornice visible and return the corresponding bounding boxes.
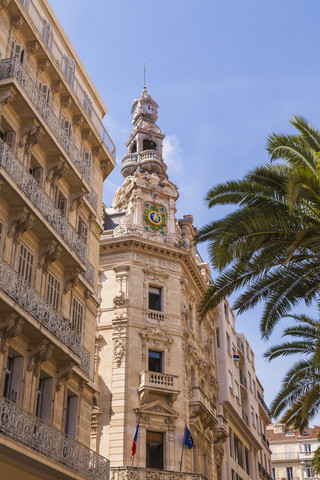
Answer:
[100,235,208,294]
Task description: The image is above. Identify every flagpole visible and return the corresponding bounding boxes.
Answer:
[180,426,186,472]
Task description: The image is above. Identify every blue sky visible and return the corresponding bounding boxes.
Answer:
[50,0,320,421]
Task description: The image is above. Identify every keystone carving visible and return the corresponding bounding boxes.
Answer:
[27,340,53,375]
[0,314,23,353]
[19,122,43,159]
[27,41,39,55]
[38,240,62,273]
[56,362,74,391]
[38,58,49,72]
[70,189,85,212]
[8,208,35,244]
[61,96,71,109]
[0,87,15,113]
[64,268,81,294]
[81,129,91,141]
[73,115,83,127]
[11,15,24,30]
[46,159,67,188]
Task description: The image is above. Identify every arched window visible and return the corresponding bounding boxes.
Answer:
[143,139,157,151]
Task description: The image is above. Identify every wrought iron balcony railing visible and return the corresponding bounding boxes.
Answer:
[0,257,89,374]
[83,259,95,288]
[0,57,91,183]
[17,0,116,161]
[86,187,99,212]
[257,391,271,417]
[0,143,87,263]
[0,395,108,480]
[111,466,207,480]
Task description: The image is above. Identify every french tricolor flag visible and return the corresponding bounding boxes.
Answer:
[131,420,140,457]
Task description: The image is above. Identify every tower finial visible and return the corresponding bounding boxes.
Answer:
[144,63,146,88]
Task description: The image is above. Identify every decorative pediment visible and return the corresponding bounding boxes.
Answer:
[135,400,178,418]
[139,326,173,348]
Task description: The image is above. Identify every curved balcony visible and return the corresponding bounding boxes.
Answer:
[121,153,138,177]
[0,143,86,264]
[0,395,108,480]
[140,150,163,174]
[0,57,91,183]
[189,387,217,428]
[0,257,89,374]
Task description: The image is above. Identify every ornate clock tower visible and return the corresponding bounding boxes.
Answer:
[96,87,226,480]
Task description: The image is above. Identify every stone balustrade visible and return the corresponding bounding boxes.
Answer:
[122,153,138,165]
[0,395,108,480]
[189,387,216,419]
[111,466,207,480]
[0,257,89,374]
[139,370,178,392]
[141,150,161,162]
[147,309,165,322]
[0,143,87,263]
[0,57,91,183]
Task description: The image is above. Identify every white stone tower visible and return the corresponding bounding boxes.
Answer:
[97,87,226,480]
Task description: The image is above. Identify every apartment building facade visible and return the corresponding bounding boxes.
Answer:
[214,302,272,480]
[0,0,115,478]
[267,424,320,480]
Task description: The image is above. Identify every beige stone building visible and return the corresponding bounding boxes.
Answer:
[0,0,115,478]
[214,301,272,480]
[97,87,228,480]
[267,424,320,480]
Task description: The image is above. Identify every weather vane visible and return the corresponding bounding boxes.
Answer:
[144,63,146,87]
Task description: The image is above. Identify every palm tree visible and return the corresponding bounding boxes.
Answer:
[264,313,320,430]
[196,116,320,338]
[312,433,320,475]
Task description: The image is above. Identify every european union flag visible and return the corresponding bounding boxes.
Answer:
[184,427,194,449]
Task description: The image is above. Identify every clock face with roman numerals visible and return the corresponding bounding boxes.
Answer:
[143,104,155,114]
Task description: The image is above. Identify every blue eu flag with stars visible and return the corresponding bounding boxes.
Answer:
[184,427,194,449]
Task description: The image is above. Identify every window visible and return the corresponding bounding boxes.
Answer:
[62,55,75,87]
[188,305,193,328]
[83,92,92,119]
[216,328,220,347]
[11,38,24,63]
[146,431,163,469]
[245,448,250,475]
[286,467,293,480]
[84,150,92,168]
[36,373,52,421]
[272,468,276,480]
[46,272,61,309]
[251,407,255,427]
[228,370,233,392]
[3,352,23,403]
[304,444,311,452]
[149,286,161,311]
[224,302,228,317]
[190,367,196,388]
[20,0,30,10]
[62,118,72,136]
[39,82,50,103]
[41,18,53,50]
[78,217,88,244]
[234,435,243,467]
[0,221,3,248]
[248,372,252,390]
[55,188,67,217]
[30,166,43,186]
[72,297,84,333]
[18,244,34,284]
[256,414,260,433]
[306,466,314,477]
[148,350,162,373]
[253,380,256,396]
[229,428,233,457]
[226,333,231,353]
[65,391,78,438]
[5,131,16,150]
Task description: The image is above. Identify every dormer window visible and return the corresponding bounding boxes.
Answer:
[143,139,157,151]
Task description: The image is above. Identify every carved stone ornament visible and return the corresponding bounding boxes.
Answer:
[27,41,39,56]
[19,123,43,159]
[56,362,74,391]
[38,240,62,273]
[0,0,10,9]
[64,268,81,294]
[52,81,62,94]
[61,96,72,109]
[27,340,53,375]
[0,313,23,353]
[11,15,24,30]
[113,292,127,308]
[70,189,85,212]
[112,323,127,368]
[0,87,15,112]
[81,129,91,141]
[38,58,49,72]
[73,115,83,127]
[92,146,102,158]
[7,208,35,244]
[46,159,67,188]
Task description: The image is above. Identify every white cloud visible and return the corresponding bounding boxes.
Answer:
[163,134,183,175]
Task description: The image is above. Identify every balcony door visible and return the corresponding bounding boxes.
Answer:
[146,431,163,470]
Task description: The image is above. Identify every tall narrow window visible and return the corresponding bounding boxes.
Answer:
[83,92,92,119]
[245,448,250,475]
[148,286,161,311]
[46,272,61,309]
[216,328,220,347]
[62,118,72,137]
[62,55,75,87]
[55,187,67,217]
[286,467,293,480]
[41,18,53,50]
[148,350,162,373]
[226,333,231,353]
[11,39,24,63]
[36,373,52,422]
[30,166,43,186]
[146,431,163,469]
[224,302,228,317]
[0,221,3,248]
[3,352,23,403]
[84,150,92,168]
[18,244,34,284]
[39,82,50,103]
[65,391,78,438]
[78,217,88,244]
[72,297,84,333]
[5,131,16,150]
